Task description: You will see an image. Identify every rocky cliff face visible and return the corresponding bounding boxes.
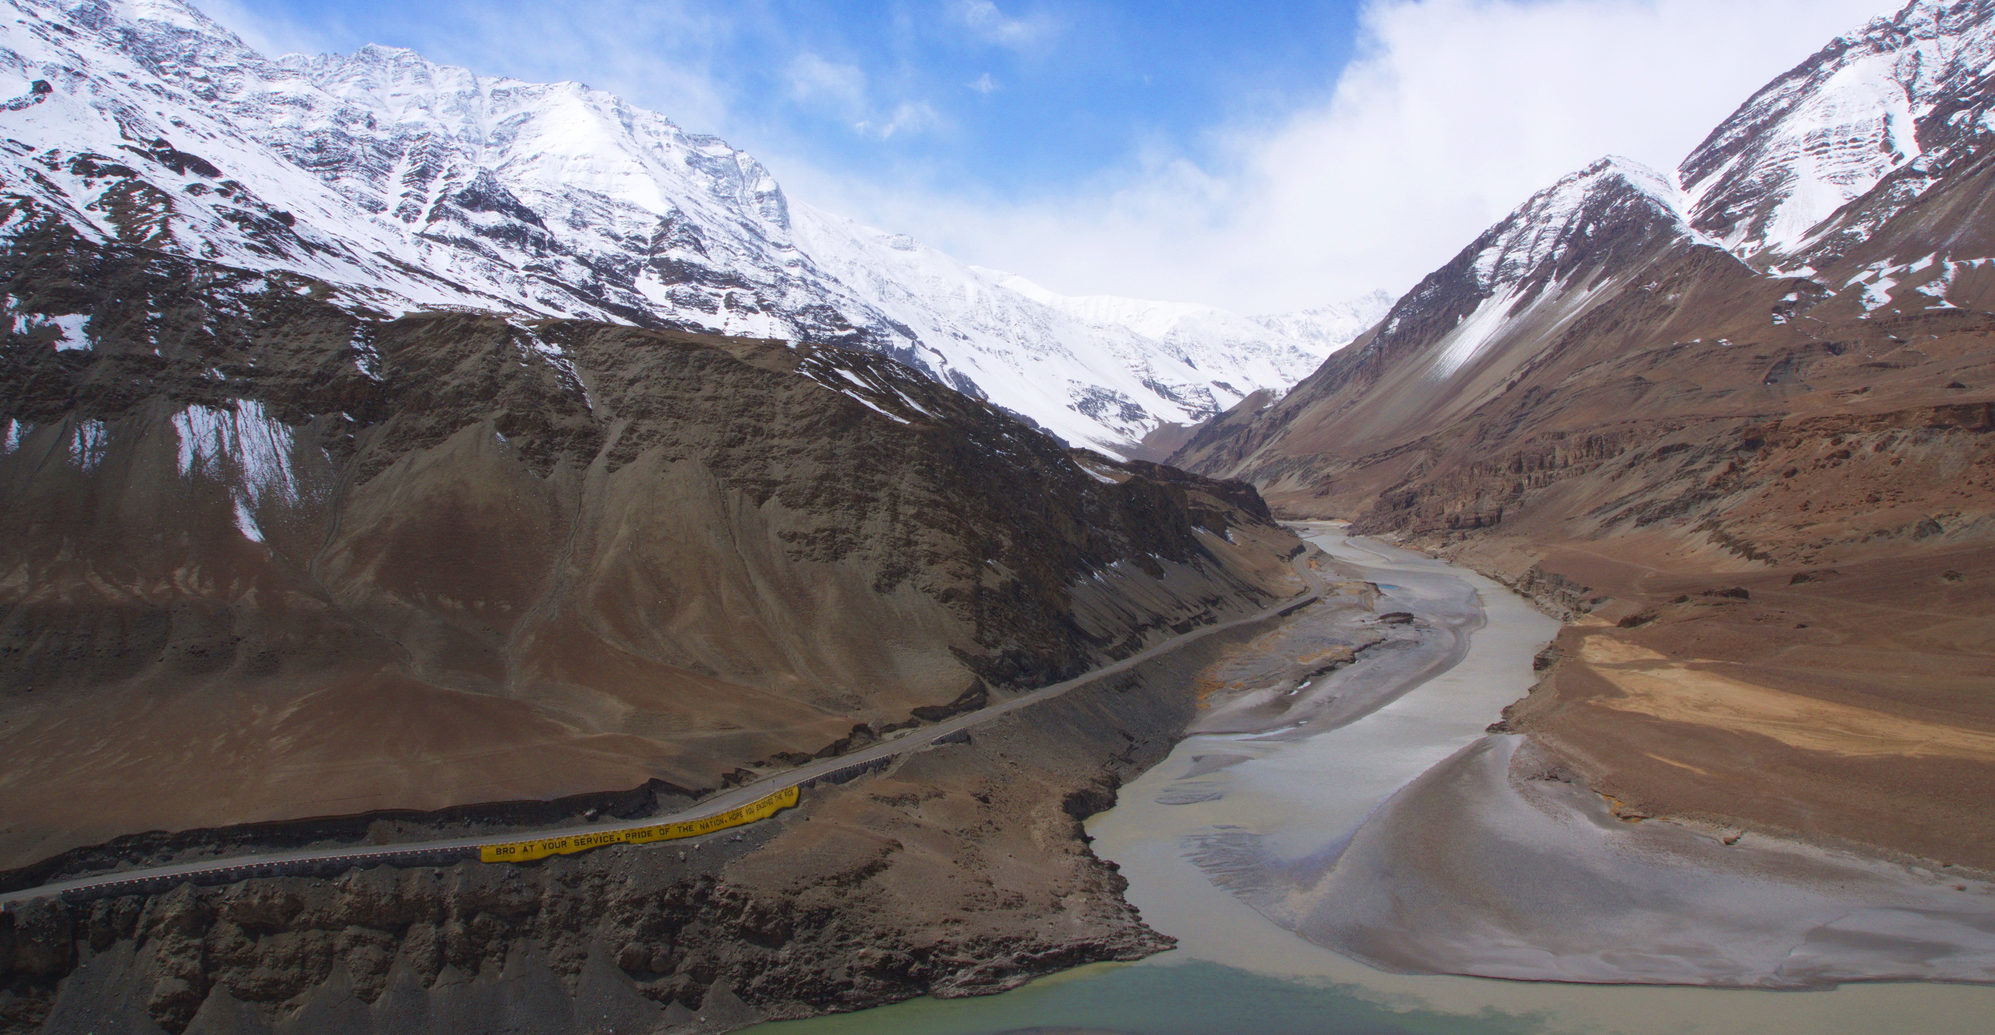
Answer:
[1174,0,1995,871]
[0,194,1302,872]
[0,621,1270,1035]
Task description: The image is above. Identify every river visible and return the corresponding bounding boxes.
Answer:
[756,525,1995,1034]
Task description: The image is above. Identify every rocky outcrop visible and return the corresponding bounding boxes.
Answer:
[0,204,1302,870]
[0,604,1270,1035]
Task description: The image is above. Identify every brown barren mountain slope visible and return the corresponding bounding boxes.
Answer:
[0,618,1298,1034]
[1176,142,1995,868]
[0,207,1302,872]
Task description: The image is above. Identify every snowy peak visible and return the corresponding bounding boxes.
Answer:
[63,0,246,52]
[995,276,1388,366]
[1253,290,1397,356]
[983,270,1359,386]
[284,42,793,231]
[1,0,1371,456]
[1306,155,1718,398]
[1681,0,1995,265]
[1463,156,1695,293]
[1368,156,1701,352]
[785,207,1343,450]
[0,0,509,314]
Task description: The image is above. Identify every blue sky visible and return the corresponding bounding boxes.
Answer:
[204,0,1900,312]
[206,1,1366,200]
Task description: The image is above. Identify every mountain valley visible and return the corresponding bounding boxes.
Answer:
[4,0,1995,1032]
[1175,0,1995,871]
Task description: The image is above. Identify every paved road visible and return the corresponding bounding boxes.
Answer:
[0,560,1325,908]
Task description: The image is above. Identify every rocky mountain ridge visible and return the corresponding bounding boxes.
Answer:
[0,180,1305,870]
[0,0,1378,455]
[1172,0,1995,873]
[1173,156,1729,479]
[1682,0,1995,267]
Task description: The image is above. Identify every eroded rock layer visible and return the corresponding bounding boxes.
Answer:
[0,626,1277,1034]
[0,203,1301,872]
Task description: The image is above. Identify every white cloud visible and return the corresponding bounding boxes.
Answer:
[968,72,999,96]
[190,0,333,56]
[955,0,1058,50]
[194,0,1901,315]
[786,55,942,140]
[809,0,1900,313]
[857,101,944,140]
[788,53,870,116]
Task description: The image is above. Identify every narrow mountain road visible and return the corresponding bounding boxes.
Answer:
[0,560,1325,908]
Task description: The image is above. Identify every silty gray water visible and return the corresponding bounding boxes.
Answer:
[756,525,1995,1034]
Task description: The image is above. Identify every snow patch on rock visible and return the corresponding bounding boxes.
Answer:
[171,400,302,542]
[69,418,109,471]
[1429,286,1527,381]
[1682,0,1995,264]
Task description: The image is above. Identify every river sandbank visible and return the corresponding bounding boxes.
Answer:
[1177,525,1995,992]
[756,524,1995,1034]
[1280,732,1995,987]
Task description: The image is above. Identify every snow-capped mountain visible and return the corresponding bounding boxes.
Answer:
[1341,156,1717,392]
[783,210,1339,450]
[0,0,514,316]
[1250,290,1399,355]
[0,0,1370,454]
[1169,0,1995,905]
[1265,0,1995,409]
[1181,0,1995,464]
[1682,0,1995,268]
[1175,0,1995,497]
[1168,154,1731,479]
[993,276,1392,397]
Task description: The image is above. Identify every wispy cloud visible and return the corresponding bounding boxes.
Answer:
[787,53,943,140]
[190,0,336,56]
[816,0,1899,312]
[857,101,943,140]
[955,0,1059,50]
[967,72,998,96]
[787,52,869,116]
